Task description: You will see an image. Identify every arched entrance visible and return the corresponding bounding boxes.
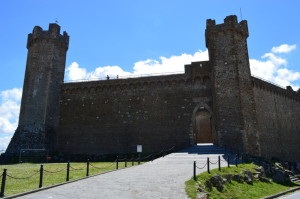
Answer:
[192,103,214,144]
[195,110,212,143]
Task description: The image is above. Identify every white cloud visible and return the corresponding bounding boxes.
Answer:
[65,62,88,81]
[0,135,12,151]
[65,62,132,81]
[0,88,21,151]
[65,50,209,81]
[0,88,22,134]
[65,47,299,89]
[133,51,208,75]
[250,44,299,90]
[271,44,296,54]
[261,53,287,67]
[90,66,132,79]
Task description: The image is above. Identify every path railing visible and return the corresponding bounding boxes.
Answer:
[65,71,184,83]
[0,146,175,198]
[193,154,241,181]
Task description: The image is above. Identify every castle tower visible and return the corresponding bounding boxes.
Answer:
[206,15,260,155]
[6,24,69,154]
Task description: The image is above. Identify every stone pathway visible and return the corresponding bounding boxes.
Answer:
[278,191,300,199]
[14,144,229,199]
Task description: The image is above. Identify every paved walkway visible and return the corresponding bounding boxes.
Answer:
[14,144,229,199]
[278,191,300,199]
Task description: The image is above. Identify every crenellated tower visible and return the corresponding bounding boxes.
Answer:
[206,15,260,155]
[6,24,69,154]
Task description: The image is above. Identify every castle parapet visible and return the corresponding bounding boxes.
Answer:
[27,23,69,50]
[206,15,248,44]
[252,76,300,101]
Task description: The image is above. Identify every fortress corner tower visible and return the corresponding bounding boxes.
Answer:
[6,24,69,155]
[206,15,260,155]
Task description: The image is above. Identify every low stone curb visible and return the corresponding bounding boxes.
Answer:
[195,186,300,199]
[263,186,300,199]
[2,166,132,199]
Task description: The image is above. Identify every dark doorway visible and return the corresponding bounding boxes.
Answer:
[195,110,212,143]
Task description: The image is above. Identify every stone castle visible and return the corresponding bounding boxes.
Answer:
[6,15,300,162]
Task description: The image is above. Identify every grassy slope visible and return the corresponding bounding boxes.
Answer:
[185,163,300,199]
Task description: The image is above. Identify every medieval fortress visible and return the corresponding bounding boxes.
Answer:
[6,15,300,162]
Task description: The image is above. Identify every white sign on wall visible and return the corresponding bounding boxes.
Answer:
[137,145,142,153]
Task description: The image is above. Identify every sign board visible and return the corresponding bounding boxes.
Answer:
[137,145,142,153]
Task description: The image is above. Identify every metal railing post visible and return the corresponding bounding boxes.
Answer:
[0,169,7,197]
[227,155,230,168]
[66,161,70,181]
[193,161,196,181]
[86,159,90,177]
[218,155,221,171]
[39,165,43,188]
[235,154,238,167]
[132,155,134,166]
[125,156,127,168]
[207,157,210,174]
[116,156,119,170]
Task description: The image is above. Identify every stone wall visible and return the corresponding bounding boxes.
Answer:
[253,77,300,162]
[205,15,260,155]
[56,63,213,155]
[6,24,69,154]
[7,16,300,163]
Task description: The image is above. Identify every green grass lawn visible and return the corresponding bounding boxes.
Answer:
[185,163,300,199]
[0,161,137,197]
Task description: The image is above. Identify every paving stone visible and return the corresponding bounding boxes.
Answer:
[15,144,228,199]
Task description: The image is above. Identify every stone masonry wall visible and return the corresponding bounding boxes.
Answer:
[253,77,300,162]
[6,24,69,154]
[56,65,212,155]
[205,15,260,155]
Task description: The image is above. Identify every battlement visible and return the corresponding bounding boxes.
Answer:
[27,23,69,50]
[206,15,248,38]
[252,76,300,101]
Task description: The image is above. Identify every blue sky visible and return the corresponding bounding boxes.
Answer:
[0,0,300,150]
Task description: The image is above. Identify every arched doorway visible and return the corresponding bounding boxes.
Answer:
[194,110,212,143]
[192,102,214,144]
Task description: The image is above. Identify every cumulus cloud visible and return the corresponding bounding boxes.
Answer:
[0,88,22,134]
[0,88,22,151]
[250,44,299,90]
[132,51,208,75]
[65,62,88,81]
[0,136,12,151]
[65,46,299,89]
[66,62,132,81]
[65,50,209,81]
[271,44,296,54]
